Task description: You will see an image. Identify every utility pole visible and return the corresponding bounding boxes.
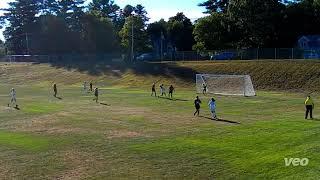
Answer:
[131,20,134,62]
[160,31,163,61]
[25,33,29,55]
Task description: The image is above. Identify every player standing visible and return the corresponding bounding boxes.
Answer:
[8,88,18,108]
[90,82,93,92]
[93,87,99,103]
[208,98,217,119]
[305,95,314,119]
[160,84,166,97]
[151,83,157,97]
[169,85,174,99]
[53,83,58,97]
[194,96,202,116]
[83,81,87,92]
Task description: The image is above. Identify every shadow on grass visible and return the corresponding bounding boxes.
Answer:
[157,96,189,102]
[100,102,111,106]
[200,116,241,124]
[54,96,63,100]
[33,59,198,83]
[309,118,320,121]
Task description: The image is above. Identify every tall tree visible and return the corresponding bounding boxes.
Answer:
[167,13,194,51]
[119,15,150,59]
[134,4,150,22]
[199,0,230,13]
[88,0,120,22]
[1,0,40,54]
[228,0,285,48]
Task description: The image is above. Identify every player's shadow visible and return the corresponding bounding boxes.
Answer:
[14,106,20,110]
[100,102,111,106]
[157,96,189,102]
[54,96,63,100]
[200,116,241,124]
[310,118,320,121]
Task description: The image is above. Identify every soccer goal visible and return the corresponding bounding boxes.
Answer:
[196,74,256,97]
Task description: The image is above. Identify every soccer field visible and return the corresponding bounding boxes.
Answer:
[0,81,319,179]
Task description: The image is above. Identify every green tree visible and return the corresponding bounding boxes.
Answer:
[199,0,230,13]
[228,0,285,48]
[119,15,150,59]
[193,13,238,50]
[88,0,120,22]
[167,13,194,51]
[1,0,40,54]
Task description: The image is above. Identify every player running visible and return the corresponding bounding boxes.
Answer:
[53,83,58,97]
[305,95,314,119]
[93,87,99,103]
[8,88,18,108]
[151,83,157,97]
[169,85,175,99]
[160,84,166,97]
[208,98,217,119]
[202,83,207,95]
[194,96,202,116]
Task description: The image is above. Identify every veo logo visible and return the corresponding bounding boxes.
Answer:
[284,158,309,167]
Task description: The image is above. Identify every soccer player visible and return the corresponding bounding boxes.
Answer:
[53,83,58,97]
[151,83,157,97]
[160,84,166,97]
[93,87,99,103]
[194,96,202,116]
[202,83,207,95]
[8,88,18,108]
[83,81,87,92]
[90,82,93,92]
[208,98,217,119]
[305,95,314,119]
[169,85,174,99]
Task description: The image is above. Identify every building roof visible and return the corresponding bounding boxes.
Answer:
[299,35,320,42]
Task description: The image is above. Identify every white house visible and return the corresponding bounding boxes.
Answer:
[298,35,320,49]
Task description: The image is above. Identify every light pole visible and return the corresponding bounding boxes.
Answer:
[131,18,134,62]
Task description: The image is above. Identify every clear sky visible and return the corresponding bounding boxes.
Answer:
[0,0,206,41]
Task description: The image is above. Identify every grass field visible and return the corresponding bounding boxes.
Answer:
[0,62,319,179]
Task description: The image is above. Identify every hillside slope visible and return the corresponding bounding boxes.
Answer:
[1,60,320,91]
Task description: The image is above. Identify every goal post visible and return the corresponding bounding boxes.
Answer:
[196,74,256,97]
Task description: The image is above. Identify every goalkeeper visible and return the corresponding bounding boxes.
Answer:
[202,83,207,95]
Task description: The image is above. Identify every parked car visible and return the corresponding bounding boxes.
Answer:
[303,51,320,59]
[136,53,157,61]
[211,52,236,60]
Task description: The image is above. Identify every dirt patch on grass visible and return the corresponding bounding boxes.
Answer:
[56,150,103,180]
[106,130,145,139]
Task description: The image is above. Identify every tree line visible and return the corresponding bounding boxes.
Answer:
[0,0,319,57]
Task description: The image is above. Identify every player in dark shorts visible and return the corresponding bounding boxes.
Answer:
[90,82,93,92]
[53,83,57,97]
[151,83,157,97]
[93,87,99,103]
[169,85,174,99]
[202,83,207,95]
[194,96,202,116]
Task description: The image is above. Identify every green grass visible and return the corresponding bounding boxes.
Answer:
[0,63,319,179]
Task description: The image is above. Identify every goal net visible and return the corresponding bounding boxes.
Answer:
[196,74,256,97]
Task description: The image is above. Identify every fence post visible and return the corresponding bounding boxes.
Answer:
[275,48,277,60]
[256,48,259,60]
[291,48,294,60]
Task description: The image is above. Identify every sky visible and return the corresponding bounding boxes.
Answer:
[0,0,206,41]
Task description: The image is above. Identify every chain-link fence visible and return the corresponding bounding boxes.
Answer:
[165,48,320,61]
